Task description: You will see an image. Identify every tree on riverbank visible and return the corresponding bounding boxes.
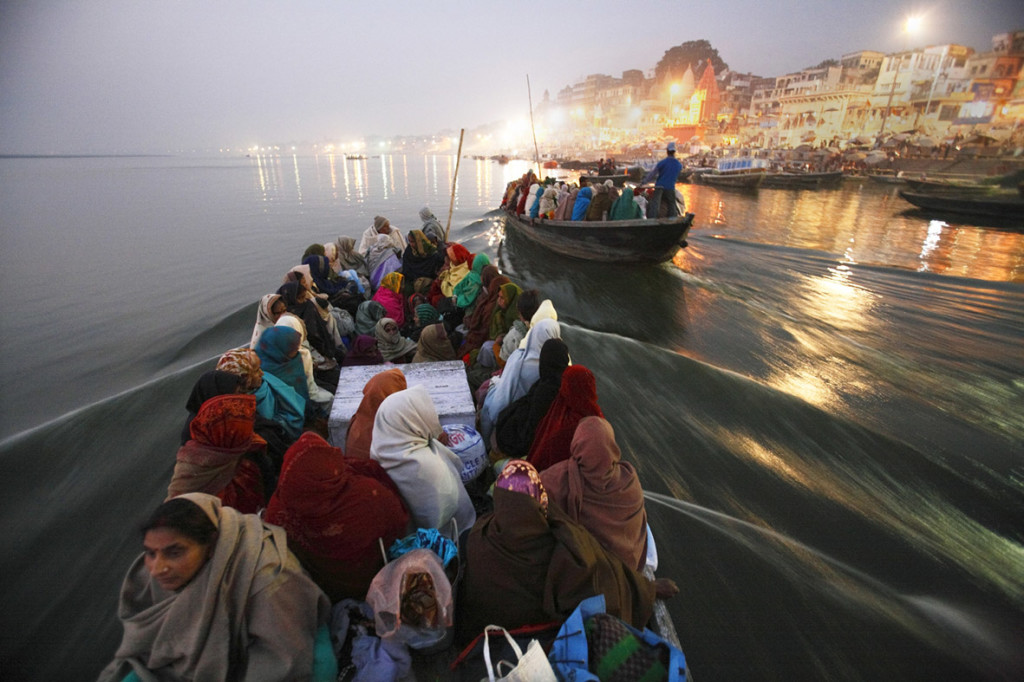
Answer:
[654,40,728,81]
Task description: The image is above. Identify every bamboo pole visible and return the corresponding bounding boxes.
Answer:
[445,128,465,242]
[527,74,541,177]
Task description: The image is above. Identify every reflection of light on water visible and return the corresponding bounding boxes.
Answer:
[486,217,504,248]
[917,220,947,272]
[341,155,350,201]
[255,154,267,196]
[764,263,878,409]
[292,154,302,203]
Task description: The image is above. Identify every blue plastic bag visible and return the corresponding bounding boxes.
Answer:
[547,595,687,682]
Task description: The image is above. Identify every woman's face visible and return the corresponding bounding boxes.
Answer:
[384,321,399,335]
[270,300,286,322]
[497,290,508,309]
[143,527,213,592]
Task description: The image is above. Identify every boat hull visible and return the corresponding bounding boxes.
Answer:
[503,211,693,264]
[579,173,634,187]
[761,171,843,189]
[898,190,1024,221]
[693,170,765,189]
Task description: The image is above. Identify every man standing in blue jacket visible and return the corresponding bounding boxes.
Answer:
[643,141,683,219]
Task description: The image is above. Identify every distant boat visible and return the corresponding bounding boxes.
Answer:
[904,179,996,194]
[761,170,843,190]
[692,169,766,189]
[867,172,906,185]
[345,154,368,160]
[898,190,1024,221]
[691,157,767,189]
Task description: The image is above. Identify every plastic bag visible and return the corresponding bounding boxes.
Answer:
[365,548,453,651]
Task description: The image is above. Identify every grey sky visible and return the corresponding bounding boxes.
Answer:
[1,0,1020,154]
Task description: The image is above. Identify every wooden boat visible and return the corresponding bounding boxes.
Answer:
[692,169,765,189]
[579,172,633,187]
[903,179,993,194]
[867,172,906,185]
[761,170,843,189]
[503,210,694,264]
[898,190,1024,221]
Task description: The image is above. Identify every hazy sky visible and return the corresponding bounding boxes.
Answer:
[1,1,1020,154]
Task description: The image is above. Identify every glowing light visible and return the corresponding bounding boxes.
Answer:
[904,14,923,35]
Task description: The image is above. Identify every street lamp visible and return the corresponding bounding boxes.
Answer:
[878,14,922,141]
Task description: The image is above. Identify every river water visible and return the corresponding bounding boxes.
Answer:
[1,155,1021,680]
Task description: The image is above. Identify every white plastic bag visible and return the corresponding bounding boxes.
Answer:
[480,625,556,682]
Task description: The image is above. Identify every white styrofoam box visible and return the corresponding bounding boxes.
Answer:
[327,360,476,447]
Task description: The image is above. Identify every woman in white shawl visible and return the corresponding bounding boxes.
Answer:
[275,313,335,405]
[249,294,285,349]
[98,493,331,682]
[479,317,561,443]
[369,385,476,536]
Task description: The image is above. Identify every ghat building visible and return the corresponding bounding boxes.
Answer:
[531,29,1023,153]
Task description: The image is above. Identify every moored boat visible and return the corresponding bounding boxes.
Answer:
[761,170,843,189]
[867,172,906,185]
[898,189,1024,221]
[903,178,993,194]
[691,157,767,190]
[503,210,694,264]
[579,172,633,187]
[692,169,766,189]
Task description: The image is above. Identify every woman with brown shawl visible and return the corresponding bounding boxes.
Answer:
[345,368,407,460]
[264,432,410,601]
[98,493,330,682]
[457,460,659,644]
[526,365,604,473]
[412,323,457,363]
[540,417,648,571]
[166,394,273,515]
[488,281,522,343]
[460,266,506,353]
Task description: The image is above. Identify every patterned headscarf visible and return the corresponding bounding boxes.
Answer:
[379,272,404,294]
[495,460,548,516]
[216,348,263,391]
[189,394,264,449]
[407,229,436,258]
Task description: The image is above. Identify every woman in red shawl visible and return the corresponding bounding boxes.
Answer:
[344,368,407,459]
[265,432,410,601]
[526,365,603,472]
[166,394,271,515]
[540,417,648,571]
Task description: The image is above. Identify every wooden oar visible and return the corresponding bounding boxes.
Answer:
[445,128,465,242]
